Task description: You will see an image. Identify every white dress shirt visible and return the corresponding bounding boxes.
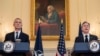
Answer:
[14,30,21,39]
[82,33,90,42]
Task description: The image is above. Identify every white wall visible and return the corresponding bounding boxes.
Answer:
[0,0,100,48]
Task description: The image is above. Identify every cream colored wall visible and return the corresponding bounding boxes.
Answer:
[0,0,30,41]
[70,0,100,41]
[0,0,100,48]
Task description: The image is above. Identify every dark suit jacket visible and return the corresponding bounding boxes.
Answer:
[4,32,30,43]
[72,34,98,56]
[75,34,98,42]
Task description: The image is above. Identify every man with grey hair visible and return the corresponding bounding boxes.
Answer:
[4,18,29,43]
[4,18,30,56]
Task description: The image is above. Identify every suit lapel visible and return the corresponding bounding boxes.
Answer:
[81,35,84,42]
[90,35,93,42]
[79,35,84,42]
[12,32,15,42]
[19,32,22,39]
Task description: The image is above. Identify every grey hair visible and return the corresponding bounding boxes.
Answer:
[47,5,55,11]
[14,18,22,23]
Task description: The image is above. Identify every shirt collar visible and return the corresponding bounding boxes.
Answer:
[14,30,21,39]
[14,30,21,34]
[82,33,90,37]
[82,32,90,42]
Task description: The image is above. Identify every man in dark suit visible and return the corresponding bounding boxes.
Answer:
[4,31,29,42]
[75,21,98,42]
[4,18,29,43]
[73,21,98,56]
[4,18,30,56]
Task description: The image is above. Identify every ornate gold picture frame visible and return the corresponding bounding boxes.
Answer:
[30,0,70,40]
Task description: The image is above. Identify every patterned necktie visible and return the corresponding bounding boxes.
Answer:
[16,32,18,39]
[85,35,88,42]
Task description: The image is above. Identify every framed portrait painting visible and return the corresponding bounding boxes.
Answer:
[30,0,70,40]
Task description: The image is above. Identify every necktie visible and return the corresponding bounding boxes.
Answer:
[85,35,88,42]
[16,32,18,39]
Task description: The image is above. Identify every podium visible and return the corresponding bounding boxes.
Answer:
[0,42,30,56]
[72,43,100,56]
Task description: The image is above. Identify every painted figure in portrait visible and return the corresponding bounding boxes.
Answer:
[35,0,65,35]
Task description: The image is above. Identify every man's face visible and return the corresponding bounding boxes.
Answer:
[47,7,53,13]
[13,19,22,29]
[82,23,90,34]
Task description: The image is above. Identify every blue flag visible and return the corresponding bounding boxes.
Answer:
[57,24,66,56]
[33,25,44,56]
[78,22,82,36]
